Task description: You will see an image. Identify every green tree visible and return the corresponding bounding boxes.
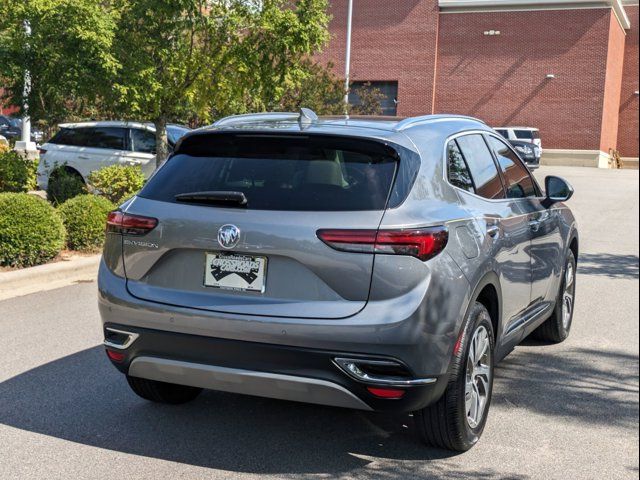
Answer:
[109,0,331,167]
[0,0,118,128]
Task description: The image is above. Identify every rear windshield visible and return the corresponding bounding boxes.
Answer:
[139,134,399,211]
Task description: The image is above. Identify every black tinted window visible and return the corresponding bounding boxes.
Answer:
[447,140,474,192]
[489,137,537,198]
[130,128,156,154]
[514,130,534,140]
[90,127,126,150]
[456,135,505,199]
[49,128,85,146]
[140,134,398,211]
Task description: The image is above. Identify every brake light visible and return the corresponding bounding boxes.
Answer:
[38,148,47,156]
[106,211,158,235]
[317,227,448,261]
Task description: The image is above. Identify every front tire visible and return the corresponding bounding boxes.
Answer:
[532,250,577,343]
[414,302,495,451]
[126,375,202,404]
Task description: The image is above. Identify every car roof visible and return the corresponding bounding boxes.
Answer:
[58,120,153,130]
[494,126,539,131]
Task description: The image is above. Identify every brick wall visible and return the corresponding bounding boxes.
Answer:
[316,0,439,116]
[617,5,639,158]
[600,11,626,153]
[434,9,617,151]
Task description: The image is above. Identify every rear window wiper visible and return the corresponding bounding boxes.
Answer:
[175,191,248,207]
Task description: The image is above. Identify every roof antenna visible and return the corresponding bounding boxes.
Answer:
[299,108,318,127]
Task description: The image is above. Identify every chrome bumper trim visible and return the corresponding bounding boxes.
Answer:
[332,357,437,386]
[128,356,374,411]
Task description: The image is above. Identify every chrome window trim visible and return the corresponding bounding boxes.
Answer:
[442,129,545,204]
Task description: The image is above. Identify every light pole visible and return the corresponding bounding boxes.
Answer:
[343,0,353,116]
[15,20,37,156]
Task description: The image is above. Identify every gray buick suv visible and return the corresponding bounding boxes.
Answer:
[98,110,578,451]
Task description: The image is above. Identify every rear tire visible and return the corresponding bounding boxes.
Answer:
[414,302,495,452]
[126,375,202,404]
[532,250,576,343]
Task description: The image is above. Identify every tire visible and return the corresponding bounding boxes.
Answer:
[414,302,495,452]
[532,250,577,343]
[126,375,202,404]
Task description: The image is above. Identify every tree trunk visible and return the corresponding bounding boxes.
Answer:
[154,116,169,169]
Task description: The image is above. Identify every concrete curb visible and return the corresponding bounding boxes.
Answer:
[0,254,101,301]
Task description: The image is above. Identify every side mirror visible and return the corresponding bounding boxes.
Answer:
[544,175,574,207]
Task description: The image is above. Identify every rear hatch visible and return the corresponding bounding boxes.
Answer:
[121,132,403,319]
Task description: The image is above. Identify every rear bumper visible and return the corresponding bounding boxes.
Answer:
[104,322,448,412]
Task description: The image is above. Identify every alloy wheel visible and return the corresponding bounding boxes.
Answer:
[465,325,492,429]
[562,261,575,330]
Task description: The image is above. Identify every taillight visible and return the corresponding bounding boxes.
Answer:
[106,210,158,235]
[38,148,47,156]
[317,227,448,261]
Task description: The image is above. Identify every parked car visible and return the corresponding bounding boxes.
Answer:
[0,115,21,141]
[0,115,44,143]
[98,111,578,452]
[36,121,190,190]
[494,126,542,150]
[507,138,541,169]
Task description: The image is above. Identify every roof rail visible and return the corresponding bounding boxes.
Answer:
[213,112,299,127]
[394,114,486,131]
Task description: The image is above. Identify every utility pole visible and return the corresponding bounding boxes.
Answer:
[343,0,353,116]
[15,20,37,157]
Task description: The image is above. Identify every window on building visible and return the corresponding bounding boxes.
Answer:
[349,81,398,116]
[488,136,537,198]
[456,134,505,200]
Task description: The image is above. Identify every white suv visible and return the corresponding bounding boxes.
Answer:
[494,127,542,150]
[36,121,190,190]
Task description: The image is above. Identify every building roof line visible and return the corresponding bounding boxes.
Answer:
[438,0,632,29]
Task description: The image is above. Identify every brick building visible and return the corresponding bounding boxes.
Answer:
[318,0,639,167]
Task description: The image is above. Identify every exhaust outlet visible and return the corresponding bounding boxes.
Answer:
[332,357,437,387]
[104,327,139,350]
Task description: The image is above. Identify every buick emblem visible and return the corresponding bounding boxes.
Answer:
[217,224,241,249]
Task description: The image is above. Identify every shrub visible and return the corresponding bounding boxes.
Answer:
[58,195,115,251]
[88,164,145,205]
[0,193,66,268]
[47,166,86,206]
[0,150,38,193]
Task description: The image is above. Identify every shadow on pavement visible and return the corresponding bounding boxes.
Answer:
[0,343,637,477]
[578,253,639,280]
[495,344,639,428]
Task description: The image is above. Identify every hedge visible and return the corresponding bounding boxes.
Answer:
[58,195,115,251]
[0,193,66,268]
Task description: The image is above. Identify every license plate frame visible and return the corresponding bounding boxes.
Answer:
[203,252,267,293]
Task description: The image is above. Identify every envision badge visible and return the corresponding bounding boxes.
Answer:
[218,224,241,249]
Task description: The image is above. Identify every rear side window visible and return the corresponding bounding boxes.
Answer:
[49,127,126,150]
[495,129,508,139]
[455,134,505,200]
[139,134,399,211]
[447,140,474,192]
[90,127,126,150]
[49,128,78,145]
[514,130,534,141]
[130,128,156,154]
[488,137,537,198]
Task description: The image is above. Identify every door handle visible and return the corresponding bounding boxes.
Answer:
[77,155,90,160]
[487,225,500,238]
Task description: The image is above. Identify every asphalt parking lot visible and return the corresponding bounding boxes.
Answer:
[0,166,638,480]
